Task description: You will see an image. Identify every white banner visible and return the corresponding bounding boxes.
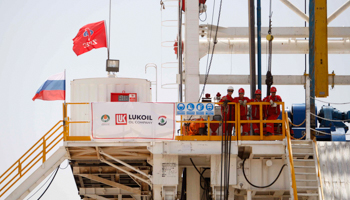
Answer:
[91,102,175,140]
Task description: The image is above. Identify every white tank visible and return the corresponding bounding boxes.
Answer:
[70,77,152,136]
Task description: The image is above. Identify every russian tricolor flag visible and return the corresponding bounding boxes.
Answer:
[32,71,65,101]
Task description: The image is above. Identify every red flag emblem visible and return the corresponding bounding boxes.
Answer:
[73,21,107,56]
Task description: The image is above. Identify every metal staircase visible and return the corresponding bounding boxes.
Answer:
[285,111,324,200]
[291,140,321,199]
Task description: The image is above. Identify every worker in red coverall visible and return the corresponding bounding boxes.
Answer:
[251,89,262,135]
[233,88,250,135]
[263,86,282,135]
[219,86,235,135]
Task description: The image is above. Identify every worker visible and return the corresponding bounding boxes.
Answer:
[251,89,262,135]
[219,86,235,135]
[263,86,282,135]
[233,88,250,135]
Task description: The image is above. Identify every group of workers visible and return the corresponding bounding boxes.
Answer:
[219,86,282,136]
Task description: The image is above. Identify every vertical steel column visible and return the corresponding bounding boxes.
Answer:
[178,0,183,102]
[257,0,262,91]
[309,0,316,132]
[314,0,328,97]
[184,0,200,102]
[249,0,256,98]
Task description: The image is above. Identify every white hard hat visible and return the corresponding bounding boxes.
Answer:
[227,86,234,90]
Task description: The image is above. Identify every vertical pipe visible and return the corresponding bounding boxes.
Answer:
[249,0,256,98]
[306,77,311,140]
[247,190,252,200]
[309,0,316,135]
[257,0,262,91]
[178,0,183,102]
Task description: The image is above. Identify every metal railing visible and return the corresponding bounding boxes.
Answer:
[176,101,285,141]
[0,103,91,198]
[285,111,298,200]
[0,121,64,198]
[313,138,325,200]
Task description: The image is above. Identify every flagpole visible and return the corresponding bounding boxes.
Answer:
[107,0,112,60]
[64,69,66,104]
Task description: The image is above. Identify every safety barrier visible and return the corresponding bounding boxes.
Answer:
[62,103,91,141]
[175,101,285,141]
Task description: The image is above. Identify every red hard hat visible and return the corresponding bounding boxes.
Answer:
[238,88,245,94]
[255,89,261,94]
[270,87,277,93]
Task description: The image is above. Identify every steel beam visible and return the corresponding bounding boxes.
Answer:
[199,39,350,57]
[78,174,141,195]
[80,188,135,195]
[199,26,350,38]
[199,75,350,85]
[248,0,256,98]
[328,0,350,24]
[279,0,309,22]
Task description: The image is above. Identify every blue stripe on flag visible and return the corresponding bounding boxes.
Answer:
[36,80,65,94]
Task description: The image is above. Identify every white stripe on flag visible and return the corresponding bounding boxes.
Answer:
[47,71,65,80]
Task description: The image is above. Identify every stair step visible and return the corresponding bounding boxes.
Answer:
[293,159,314,162]
[297,186,319,189]
[294,165,315,168]
[293,153,314,156]
[296,179,317,182]
[297,193,319,197]
[291,146,313,149]
[292,140,313,143]
[295,172,316,175]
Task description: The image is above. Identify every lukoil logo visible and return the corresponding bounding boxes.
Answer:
[158,116,167,126]
[101,114,110,122]
[115,114,127,125]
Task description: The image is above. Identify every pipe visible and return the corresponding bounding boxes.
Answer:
[247,190,252,200]
[328,0,350,24]
[178,0,183,102]
[248,0,256,99]
[257,0,262,90]
[306,77,311,140]
[145,63,158,102]
[280,0,309,22]
[309,0,316,134]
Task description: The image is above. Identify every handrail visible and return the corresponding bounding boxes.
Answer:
[313,138,325,200]
[176,101,285,141]
[63,102,91,141]
[285,112,298,200]
[0,121,64,198]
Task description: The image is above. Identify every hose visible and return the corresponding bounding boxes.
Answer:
[242,158,287,188]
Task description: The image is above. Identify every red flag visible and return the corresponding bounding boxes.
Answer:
[73,21,107,56]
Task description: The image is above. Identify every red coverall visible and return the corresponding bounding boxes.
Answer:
[232,96,250,134]
[251,97,262,134]
[220,95,235,135]
[263,95,282,134]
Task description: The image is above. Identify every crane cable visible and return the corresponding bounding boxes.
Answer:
[265,0,274,96]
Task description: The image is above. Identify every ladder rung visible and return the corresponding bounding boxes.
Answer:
[292,140,312,143]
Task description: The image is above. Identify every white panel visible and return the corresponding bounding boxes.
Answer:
[70,77,152,136]
[210,155,237,186]
[318,142,350,200]
[152,154,178,185]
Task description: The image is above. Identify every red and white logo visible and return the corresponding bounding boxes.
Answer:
[115,114,127,125]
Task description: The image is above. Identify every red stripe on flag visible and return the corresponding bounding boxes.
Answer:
[32,90,65,101]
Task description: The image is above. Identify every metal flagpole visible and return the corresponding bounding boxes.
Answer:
[108,0,112,60]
